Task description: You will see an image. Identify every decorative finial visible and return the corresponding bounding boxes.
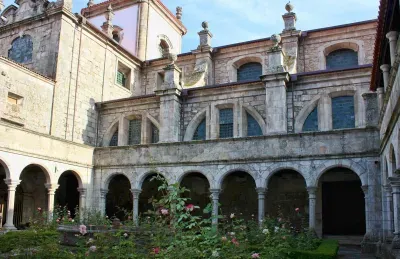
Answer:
[105,4,114,23]
[176,6,182,20]
[271,34,281,48]
[201,21,208,31]
[285,1,294,13]
[87,0,94,7]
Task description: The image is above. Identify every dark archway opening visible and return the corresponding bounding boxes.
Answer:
[0,163,7,226]
[266,170,307,229]
[139,174,164,217]
[106,175,132,221]
[320,167,365,235]
[17,165,48,228]
[180,172,210,216]
[55,171,80,218]
[220,171,257,220]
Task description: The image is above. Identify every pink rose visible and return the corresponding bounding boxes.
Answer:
[161,209,169,215]
[295,207,300,212]
[152,247,160,254]
[37,207,42,211]
[231,238,239,246]
[252,253,260,258]
[185,204,194,212]
[79,225,87,235]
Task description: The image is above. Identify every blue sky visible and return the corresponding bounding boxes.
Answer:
[3,0,379,52]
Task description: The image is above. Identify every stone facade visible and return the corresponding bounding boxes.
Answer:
[0,0,388,252]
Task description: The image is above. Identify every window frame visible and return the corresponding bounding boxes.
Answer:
[115,61,131,91]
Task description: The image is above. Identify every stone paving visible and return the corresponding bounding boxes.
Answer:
[337,245,376,259]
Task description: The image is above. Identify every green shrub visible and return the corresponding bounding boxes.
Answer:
[289,239,339,259]
[0,230,59,253]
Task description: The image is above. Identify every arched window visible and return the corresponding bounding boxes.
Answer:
[159,39,170,58]
[151,123,159,143]
[302,107,318,132]
[237,62,262,82]
[326,49,358,70]
[193,119,206,141]
[332,96,355,129]
[128,119,142,145]
[109,129,118,146]
[247,113,262,136]
[8,35,33,63]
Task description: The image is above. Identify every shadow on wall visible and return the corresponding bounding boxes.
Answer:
[82,98,98,146]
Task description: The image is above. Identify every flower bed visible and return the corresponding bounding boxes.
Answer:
[289,239,339,259]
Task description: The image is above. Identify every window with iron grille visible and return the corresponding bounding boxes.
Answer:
[128,119,141,145]
[116,70,126,87]
[237,62,262,82]
[302,107,318,132]
[219,109,233,138]
[193,119,206,140]
[326,49,358,70]
[151,123,159,143]
[332,96,355,129]
[109,129,118,146]
[247,113,262,136]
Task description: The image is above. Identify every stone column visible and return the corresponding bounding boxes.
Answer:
[77,188,87,222]
[380,64,390,92]
[362,92,378,127]
[389,177,400,249]
[361,185,370,235]
[307,187,317,230]
[137,0,150,60]
[386,31,399,66]
[210,189,220,226]
[131,189,141,225]
[256,188,266,224]
[100,188,108,216]
[318,95,332,131]
[3,179,20,230]
[155,61,182,142]
[384,185,394,241]
[45,183,59,221]
[377,87,384,112]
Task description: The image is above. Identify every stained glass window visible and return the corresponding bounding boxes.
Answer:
[8,35,33,63]
[151,123,159,143]
[237,62,262,82]
[193,119,206,141]
[219,109,233,138]
[326,49,358,70]
[109,129,118,146]
[302,107,318,132]
[128,119,141,145]
[332,96,355,129]
[247,113,262,136]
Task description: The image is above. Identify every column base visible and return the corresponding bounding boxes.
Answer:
[361,231,380,254]
[3,224,17,231]
[391,234,400,249]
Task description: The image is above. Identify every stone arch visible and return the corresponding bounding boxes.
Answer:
[0,157,11,179]
[8,34,33,64]
[55,170,82,217]
[241,104,266,136]
[227,55,265,82]
[102,117,120,147]
[314,160,367,187]
[105,173,132,220]
[318,39,364,70]
[103,172,134,190]
[19,163,51,184]
[179,171,211,215]
[136,171,167,190]
[57,170,83,189]
[295,96,321,133]
[177,170,211,185]
[184,107,209,141]
[217,167,257,189]
[264,165,308,188]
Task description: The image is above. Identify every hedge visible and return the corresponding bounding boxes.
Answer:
[0,230,59,253]
[289,239,339,259]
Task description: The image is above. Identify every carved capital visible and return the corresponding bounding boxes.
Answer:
[4,179,20,190]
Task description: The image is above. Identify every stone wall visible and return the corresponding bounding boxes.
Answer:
[0,57,54,134]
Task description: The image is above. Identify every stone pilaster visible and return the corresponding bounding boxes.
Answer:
[137,0,150,60]
[100,188,108,216]
[256,188,266,224]
[3,179,20,230]
[45,183,59,221]
[386,31,399,66]
[155,62,182,142]
[77,188,87,222]
[197,22,213,51]
[380,64,390,92]
[210,189,220,226]
[377,87,384,112]
[131,189,141,225]
[307,187,317,231]
[389,177,400,249]
[362,92,378,127]
[384,185,394,242]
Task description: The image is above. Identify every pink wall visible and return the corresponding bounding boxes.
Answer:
[89,5,139,55]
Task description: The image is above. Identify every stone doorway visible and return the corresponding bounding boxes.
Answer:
[319,168,365,236]
[106,174,132,221]
[55,171,80,218]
